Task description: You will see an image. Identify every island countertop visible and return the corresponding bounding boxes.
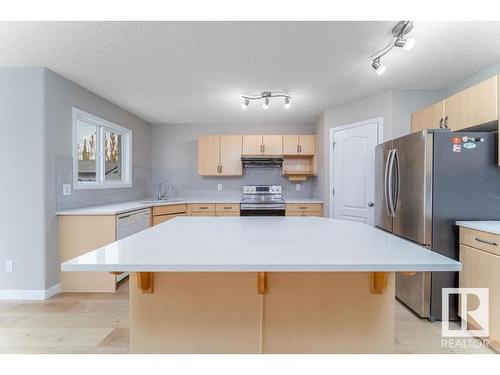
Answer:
[61,217,461,273]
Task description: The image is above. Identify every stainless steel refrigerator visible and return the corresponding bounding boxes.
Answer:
[375,129,500,320]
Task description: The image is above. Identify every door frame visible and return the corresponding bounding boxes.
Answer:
[328,117,384,219]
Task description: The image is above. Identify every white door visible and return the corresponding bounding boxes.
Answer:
[333,121,378,225]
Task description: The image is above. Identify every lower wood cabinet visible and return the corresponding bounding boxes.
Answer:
[285,203,323,217]
[59,215,123,292]
[215,203,240,216]
[459,227,500,351]
[152,204,187,225]
[187,203,241,216]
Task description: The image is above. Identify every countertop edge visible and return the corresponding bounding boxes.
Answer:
[456,221,500,235]
[56,198,324,216]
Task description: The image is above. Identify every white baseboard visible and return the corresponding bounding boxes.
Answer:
[0,283,61,300]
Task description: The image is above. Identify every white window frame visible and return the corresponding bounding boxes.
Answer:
[72,107,132,190]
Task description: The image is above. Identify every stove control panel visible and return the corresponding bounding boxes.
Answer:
[243,185,282,194]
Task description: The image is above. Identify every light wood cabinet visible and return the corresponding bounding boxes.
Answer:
[152,204,187,225]
[445,75,498,131]
[411,101,445,133]
[411,75,499,134]
[153,213,186,225]
[215,203,240,216]
[283,135,315,155]
[187,203,216,216]
[198,135,242,176]
[459,227,500,352]
[242,135,283,156]
[220,135,243,175]
[285,203,323,217]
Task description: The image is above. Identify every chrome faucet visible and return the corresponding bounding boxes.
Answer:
[157,178,170,200]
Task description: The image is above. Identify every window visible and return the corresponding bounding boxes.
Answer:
[73,108,132,189]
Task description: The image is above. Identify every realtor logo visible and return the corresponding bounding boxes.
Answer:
[442,288,489,338]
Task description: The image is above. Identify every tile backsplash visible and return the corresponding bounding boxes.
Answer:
[55,155,151,210]
[151,167,317,200]
[56,157,318,211]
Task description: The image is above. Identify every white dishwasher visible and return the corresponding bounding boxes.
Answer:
[115,208,151,282]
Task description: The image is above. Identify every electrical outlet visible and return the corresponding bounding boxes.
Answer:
[217,184,223,191]
[62,184,72,196]
[5,260,13,273]
[296,184,301,191]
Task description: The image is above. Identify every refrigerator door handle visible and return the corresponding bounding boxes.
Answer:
[393,149,400,216]
[384,149,393,217]
[387,149,396,217]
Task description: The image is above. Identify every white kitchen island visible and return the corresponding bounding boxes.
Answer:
[62,217,460,354]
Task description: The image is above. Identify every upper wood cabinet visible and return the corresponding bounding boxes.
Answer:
[198,135,242,176]
[445,75,498,131]
[411,75,499,133]
[283,135,316,155]
[411,101,445,133]
[242,135,283,155]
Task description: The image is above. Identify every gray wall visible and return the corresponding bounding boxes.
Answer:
[0,67,152,293]
[150,123,317,199]
[316,89,445,214]
[0,67,46,291]
[45,69,151,289]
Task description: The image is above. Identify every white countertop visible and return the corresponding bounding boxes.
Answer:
[62,217,460,273]
[56,198,324,216]
[456,221,500,235]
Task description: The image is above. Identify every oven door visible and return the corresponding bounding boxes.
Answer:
[240,203,285,216]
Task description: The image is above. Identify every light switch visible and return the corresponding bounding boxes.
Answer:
[217,184,223,191]
[296,184,301,191]
[63,184,72,196]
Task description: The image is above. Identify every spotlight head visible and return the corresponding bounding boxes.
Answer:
[241,98,249,110]
[284,97,290,109]
[372,59,386,75]
[395,37,416,51]
[263,98,270,110]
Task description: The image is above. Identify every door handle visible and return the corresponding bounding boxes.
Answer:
[384,149,394,217]
[475,237,498,246]
[439,118,444,128]
[368,202,374,207]
[392,149,400,215]
[444,116,449,129]
[387,149,396,217]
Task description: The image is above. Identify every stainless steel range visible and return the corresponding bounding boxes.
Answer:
[240,185,285,216]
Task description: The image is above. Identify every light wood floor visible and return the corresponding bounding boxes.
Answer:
[0,279,495,354]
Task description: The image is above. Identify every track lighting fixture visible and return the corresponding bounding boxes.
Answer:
[372,59,386,76]
[240,91,292,110]
[262,98,270,110]
[371,21,415,75]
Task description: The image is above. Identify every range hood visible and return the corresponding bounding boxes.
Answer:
[241,156,283,168]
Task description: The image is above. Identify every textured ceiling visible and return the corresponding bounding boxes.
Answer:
[1,21,500,124]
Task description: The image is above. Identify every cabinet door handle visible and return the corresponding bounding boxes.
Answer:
[299,206,308,210]
[444,116,449,129]
[439,118,444,128]
[475,237,498,246]
[296,145,299,153]
[263,144,265,153]
[220,165,222,174]
[299,144,302,153]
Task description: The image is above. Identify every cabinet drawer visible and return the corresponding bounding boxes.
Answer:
[153,204,187,216]
[460,227,500,256]
[215,203,240,213]
[153,213,186,226]
[188,203,216,213]
[285,203,323,212]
